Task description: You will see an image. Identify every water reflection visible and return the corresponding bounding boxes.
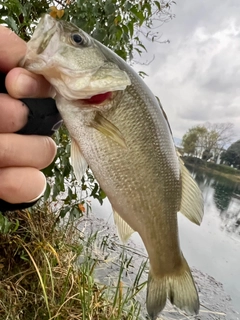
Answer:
[186,165,240,237]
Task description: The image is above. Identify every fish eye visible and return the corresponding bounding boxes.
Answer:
[71,33,84,45]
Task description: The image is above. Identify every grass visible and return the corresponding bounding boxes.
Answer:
[0,206,147,320]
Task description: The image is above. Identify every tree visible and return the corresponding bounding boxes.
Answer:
[182,127,199,155]
[182,122,234,161]
[1,0,176,217]
[182,125,208,156]
[221,140,240,169]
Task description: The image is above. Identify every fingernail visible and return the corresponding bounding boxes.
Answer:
[16,73,38,97]
[26,173,47,203]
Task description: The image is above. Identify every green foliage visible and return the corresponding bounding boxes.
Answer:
[221,140,240,169]
[182,128,199,155]
[0,0,50,40]
[0,212,19,233]
[1,0,174,59]
[63,0,174,60]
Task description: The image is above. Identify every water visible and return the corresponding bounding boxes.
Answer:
[90,167,240,317]
[180,166,240,314]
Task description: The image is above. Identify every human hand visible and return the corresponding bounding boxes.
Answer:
[0,26,57,205]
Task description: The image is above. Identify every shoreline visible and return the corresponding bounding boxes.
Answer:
[184,162,240,183]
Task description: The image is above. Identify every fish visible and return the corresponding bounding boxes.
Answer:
[21,14,204,319]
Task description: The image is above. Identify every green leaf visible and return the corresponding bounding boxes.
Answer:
[154,1,161,11]
[127,21,134,38]
[144,2,152,16]
[92,28,106,42]
[138,70,149,78]
[0,213,12,234]
[134,48,142,55]
[20,254,29,262]
[104,0,115,15]
[99,189,107,199]
[70,206,81,219]
[44,183,51,201]
[11,219,20,233]
[60,206,70,218]
[114,15,121,25]
[115,25,123,40]
[124,1,132,11]
[138,43,147,52]
[52,184,59,200]
[4,16,18,33]
[90,183,99,197]
[122,24,128,35]
[115,48,127,60]
[130,6,145,26]
[42,160,55,177]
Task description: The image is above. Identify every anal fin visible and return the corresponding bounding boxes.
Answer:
[113,209,135,243]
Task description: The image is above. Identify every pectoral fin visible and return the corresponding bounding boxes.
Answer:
[113,209,135,243]
[90,113,127,148]
[179,157,204,225]
[71,138,88,183]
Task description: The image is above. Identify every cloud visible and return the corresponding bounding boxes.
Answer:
[134,0,240,141]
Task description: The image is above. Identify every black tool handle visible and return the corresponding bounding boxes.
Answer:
[0,72,61,212]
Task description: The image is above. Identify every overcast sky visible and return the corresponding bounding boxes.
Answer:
[135,0,240,142]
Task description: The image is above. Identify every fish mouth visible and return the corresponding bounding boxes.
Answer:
[81,92,112,104]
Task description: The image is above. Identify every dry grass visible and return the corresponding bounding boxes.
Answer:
[0,207,144,320]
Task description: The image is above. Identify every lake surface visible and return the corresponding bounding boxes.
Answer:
[182,166,240,314]
[91,166,240,316]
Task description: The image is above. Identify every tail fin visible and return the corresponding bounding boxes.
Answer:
[146,255,199,320]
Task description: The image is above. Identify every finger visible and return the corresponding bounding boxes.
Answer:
[0,167,46,203]
[0,26,26,73]
[5,68,55,99]
[0,134,57,169]
[0,94,29,132]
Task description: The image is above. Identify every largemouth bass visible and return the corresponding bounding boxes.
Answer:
[21,14,204,319]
